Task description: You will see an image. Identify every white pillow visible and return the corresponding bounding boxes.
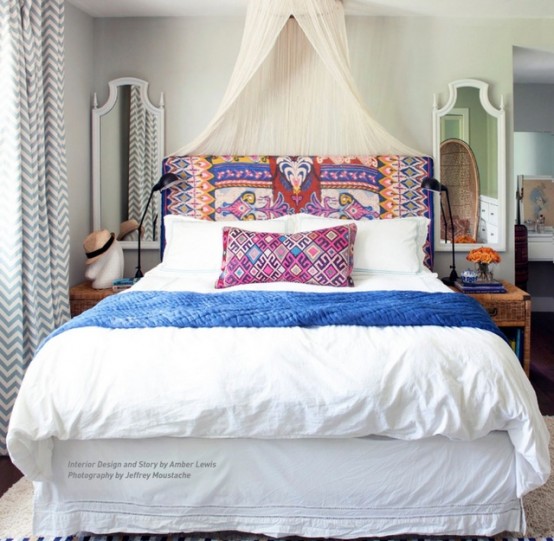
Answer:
[162,215,291,272]
[293,214,430,274]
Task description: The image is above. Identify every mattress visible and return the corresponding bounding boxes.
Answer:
[35,431,522,537]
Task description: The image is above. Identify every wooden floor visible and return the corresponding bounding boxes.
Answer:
[1,312,553,499]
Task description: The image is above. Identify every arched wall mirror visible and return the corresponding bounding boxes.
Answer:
[433,78,506,252]
[92,77,164,249]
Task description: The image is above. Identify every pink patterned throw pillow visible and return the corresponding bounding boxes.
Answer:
[215,224,357,289]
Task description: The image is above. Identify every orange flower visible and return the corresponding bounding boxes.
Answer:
[466,246,501,265]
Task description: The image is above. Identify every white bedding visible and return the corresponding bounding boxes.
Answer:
[7,268,550,500]
[35,432,522,537]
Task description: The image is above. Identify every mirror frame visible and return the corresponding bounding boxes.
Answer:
[92,77,165,250]
[432,78,506,252]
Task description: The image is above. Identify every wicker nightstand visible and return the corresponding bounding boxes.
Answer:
[69,281,116,317]
[452,281,531,376]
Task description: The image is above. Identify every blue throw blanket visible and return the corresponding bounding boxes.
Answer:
[43,290,505,348]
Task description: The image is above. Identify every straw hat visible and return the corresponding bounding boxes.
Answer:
[83,229,115,265]
[117,219,141,241]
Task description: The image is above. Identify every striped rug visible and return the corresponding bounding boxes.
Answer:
[0,534,554,541]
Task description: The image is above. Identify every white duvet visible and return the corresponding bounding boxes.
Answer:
[7,268,550,497]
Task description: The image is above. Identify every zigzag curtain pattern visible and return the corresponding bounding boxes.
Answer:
[0,0,70,454]
[128,85,159,241]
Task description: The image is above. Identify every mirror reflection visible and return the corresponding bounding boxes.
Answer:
[433,79,506,252]
[93,77,164,248]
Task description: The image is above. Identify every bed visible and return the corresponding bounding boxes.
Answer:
[7,155,550,538]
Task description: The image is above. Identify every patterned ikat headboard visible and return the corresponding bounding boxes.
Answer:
[161,155,435,268]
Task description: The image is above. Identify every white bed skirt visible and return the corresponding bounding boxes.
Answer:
[34,433,524,538]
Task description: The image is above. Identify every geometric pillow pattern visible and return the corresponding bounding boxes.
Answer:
[215,224,357,289]
[162,155,434,269]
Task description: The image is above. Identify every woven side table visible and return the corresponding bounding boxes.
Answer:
[452,281,531,376]
[69,281,116,317]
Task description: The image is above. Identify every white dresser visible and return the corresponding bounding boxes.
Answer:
[478,195,499,244]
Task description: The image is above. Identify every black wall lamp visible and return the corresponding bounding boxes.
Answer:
[421,177,458,285]
[135,172,180,279]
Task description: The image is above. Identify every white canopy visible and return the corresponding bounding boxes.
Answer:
[170,0,420,156]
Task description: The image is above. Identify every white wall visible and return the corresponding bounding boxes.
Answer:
[64,2,94,286]
[514,83,554,179]
[65,12,554,283]
[514,83,554,133]
[514,132,554,177]
[92,17,244,155]
[513,82,554,310]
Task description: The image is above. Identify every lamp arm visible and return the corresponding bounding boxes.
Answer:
[135,187,155,279]
[444,188,458,283]
[439,199,448,243]
[133,173,179,280]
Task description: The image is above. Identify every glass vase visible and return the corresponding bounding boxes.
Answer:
[476,262,493,282]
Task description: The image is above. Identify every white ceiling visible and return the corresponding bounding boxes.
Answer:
[67,0,554,19]
[67,0,554,84]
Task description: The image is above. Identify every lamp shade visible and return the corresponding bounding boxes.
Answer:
[421,177,445,193]
[152,172,179,192]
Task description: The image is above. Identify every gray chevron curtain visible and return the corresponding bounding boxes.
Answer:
[0,0,70,454]
[128,85,159,241]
